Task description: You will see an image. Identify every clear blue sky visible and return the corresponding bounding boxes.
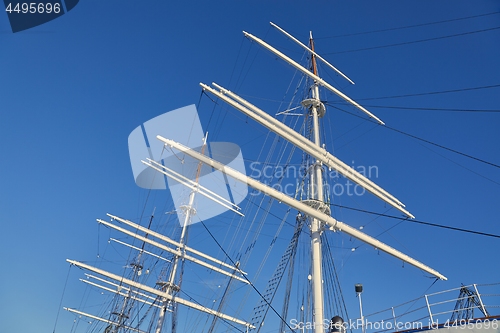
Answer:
[1,1,499,332]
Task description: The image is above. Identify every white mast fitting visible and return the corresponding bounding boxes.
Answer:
[83,273,168,308]
[141,158,244,217]
[96,218,249,283]
[155,136,448,282]
[66,259,255,328]
[63,307,147,333]
[107,214,247,274]
[79,278,166,310]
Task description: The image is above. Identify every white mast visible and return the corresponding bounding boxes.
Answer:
[307,30,326,333]
[154,134,206,333]
[195,24,446,333]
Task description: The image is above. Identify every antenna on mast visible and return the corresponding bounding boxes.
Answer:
[310,31,318,76]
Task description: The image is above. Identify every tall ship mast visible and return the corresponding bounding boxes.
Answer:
[305,30,329,332]
[58,22,500,333]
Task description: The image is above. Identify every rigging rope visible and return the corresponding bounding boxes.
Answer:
[363,104,500,113]
[328,202,500,239]
[327,104,500,170]
[316,11,500,39]
[52,264,73,333]
[200,220,299,333]
[357,83,500,102]
[323,26,500,55]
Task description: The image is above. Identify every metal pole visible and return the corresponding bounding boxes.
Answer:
[155,136,208,333]
[392,307,397,330]
[154,190,194,333]
[425,295,434,324]
[473,284,489,316]
[356,284,365,333]
[309,32,325,333]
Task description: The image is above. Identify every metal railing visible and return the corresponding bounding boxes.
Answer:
[361,283,500,333]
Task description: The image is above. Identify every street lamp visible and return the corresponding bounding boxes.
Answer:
[355,284,365,333]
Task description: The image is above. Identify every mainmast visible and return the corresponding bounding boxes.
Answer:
[190,21,446,333]
[306,31,327,333]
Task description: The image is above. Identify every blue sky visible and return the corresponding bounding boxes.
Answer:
[1,1,500,332]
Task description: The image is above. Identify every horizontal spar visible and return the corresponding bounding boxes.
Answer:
[157,136,447,281]
[67,259,255,328]
[107,214,247,275]
[64,307,147,333]
[97,218,249,283]
[202,82,413,218]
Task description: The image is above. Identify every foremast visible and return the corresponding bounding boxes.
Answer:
[66,132,254,332]
[154,134,206,333]
[153,188,192,333]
